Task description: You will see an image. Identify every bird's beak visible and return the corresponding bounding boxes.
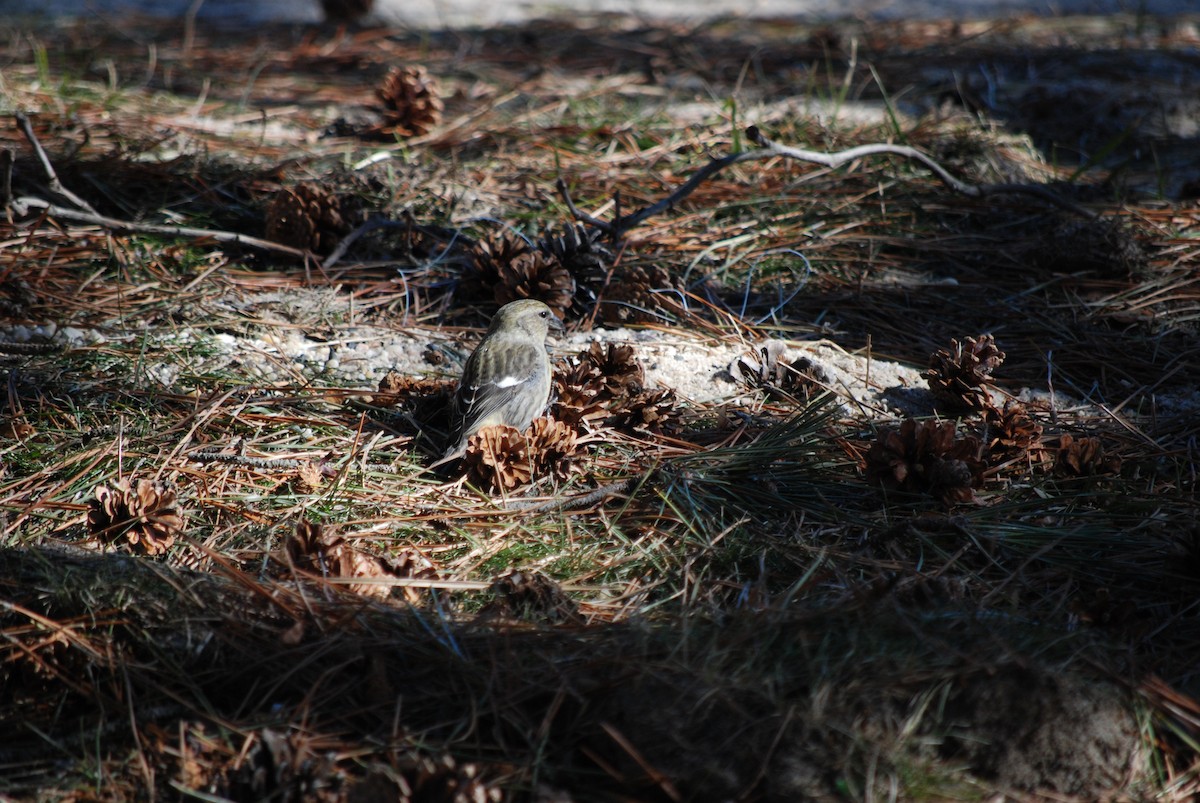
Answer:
[549,314,565,332]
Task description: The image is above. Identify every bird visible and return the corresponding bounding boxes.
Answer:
[433,299,563,467]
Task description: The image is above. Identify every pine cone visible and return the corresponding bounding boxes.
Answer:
[484,568,582,624]
[983,401,1044,455]
[375,66,443,137]
[578,341,644,396]
[264,183,349,253]
[610,387,680,435]
[600,264,676,324]
[925,334,1005,412]
[285,521,438,602]
[321,0,373,21]
[462,418,579,492]
[373,371,454,406]
[552,379,610,431]
[460,232,534,304]
[475,231,533,271]
[462,425,534,492]
[88,478,185,555]
[865,419,985,504]
[370,371,455,436]
[729,340,827,400]
[1054,433,1120,476]
[552,343,645,431]
[495,251,575,317]
[525,417,579,480]
[562,343,677,435]
[539,223,611,284]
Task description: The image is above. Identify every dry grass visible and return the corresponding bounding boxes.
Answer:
[2,9,1200,801]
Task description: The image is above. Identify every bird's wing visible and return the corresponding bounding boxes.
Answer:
[449,338,545,441]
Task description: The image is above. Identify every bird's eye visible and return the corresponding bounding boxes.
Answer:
[539,310,548,318]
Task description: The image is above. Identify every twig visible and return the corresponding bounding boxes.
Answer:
[14,111,99,215]
[191,451,316,472]
[746,126,1096,218]
[10,195,309,258]
[504,478,640,513]
[182,0,204,60]
[559,125,1097,241]
[12,114,312,258]
[0,341,63,356]
[0,148,13,215]
[321,218,393,270]
[190,450,398,474]
[321,216,478,271]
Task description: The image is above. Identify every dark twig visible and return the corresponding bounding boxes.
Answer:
[0,341,64,356]
[15,111,100,215]
[555,177,610,232]
[558,125,1097,241]
[504,477,641,513]
[320,218,395,270]
[0,148,13,215]
[558,148,762,240]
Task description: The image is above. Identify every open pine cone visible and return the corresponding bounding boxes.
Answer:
[538,222,611,283]
[983,401,1044,455]
[483,568,582,624]
[285,521,438,602]
[525,417,579,480]
[553,376,610,431]
[553,343,645,431]
[576,342,644,395]
[495,251,575,317]
[375,66,443,137]
[729,340,828,401]
[463,426,532,492]
[1054,433,1121,476]
[264,183,349,254]
[474,232,533,272]
[925,334,1005,412]
[88,478,185,555]
[460,232,532,305]
[865,419,985,504]
[374,371,454,404]
[599,264,677,324]
[610,387,680,435]
[462,418,579,492]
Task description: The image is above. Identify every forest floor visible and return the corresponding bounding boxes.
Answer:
[2,9,1200,801]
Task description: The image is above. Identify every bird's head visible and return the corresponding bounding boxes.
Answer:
[488,299,564,340]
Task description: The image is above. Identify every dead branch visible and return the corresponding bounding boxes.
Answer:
[10,196,309,258]
[0,148,13,216]
[15,111,100,216]
[503,476,642,513]
[0,341,62,355]
[746,126,1096,218]
[8,112,310,258]
[190,450,397,475]
[559,125,1097,241]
